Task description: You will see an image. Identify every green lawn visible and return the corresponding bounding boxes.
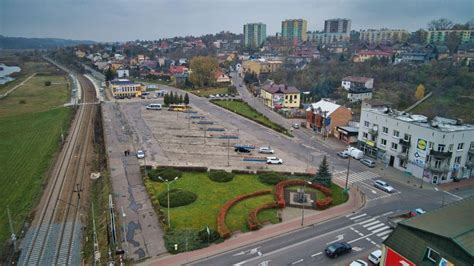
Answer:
[0,70,72,251]
[145,172,278,233]
[211,99,291,136]
[190,87,230,97]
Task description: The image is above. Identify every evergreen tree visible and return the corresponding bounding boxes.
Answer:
[184,93,190,105]
[178,94,184,104]
[163,93,169,106]
[313,156,332,187]
[170,91,175,104]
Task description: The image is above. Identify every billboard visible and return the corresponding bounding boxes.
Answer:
[272,94,284,109]
[414,138,427,167]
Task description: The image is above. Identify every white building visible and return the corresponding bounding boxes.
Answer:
[117,69,129,78]
[358,108,474,184]
[341,76,374,91]
[347,87,372,102]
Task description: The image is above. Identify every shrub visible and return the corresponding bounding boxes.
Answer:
[258,172,286,185]
[316,197,333,210]
[19,100,27,104]
[247,202,278,231]
[157,188,197,207]
[149,167,182,182]
[44,81,51,86]
[208,170,235,182]
[197,227,220,243]
[217,190,272,239]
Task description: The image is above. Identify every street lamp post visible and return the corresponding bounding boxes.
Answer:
[301,181,312,227]
[158,176,179,228]
[345,155,351,191]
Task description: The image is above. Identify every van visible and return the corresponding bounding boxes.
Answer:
[146,103,162,110]
[345,147,364,160]
[368,249,382,264]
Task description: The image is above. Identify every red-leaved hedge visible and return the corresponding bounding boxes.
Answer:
[275,179,333,209]
[217,190,272,239]
[247,202,279,231]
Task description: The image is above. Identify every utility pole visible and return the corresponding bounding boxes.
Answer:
[227,138,230,166]
[7,206,16,252]
[121,206,129,259]
[345,156,351,191]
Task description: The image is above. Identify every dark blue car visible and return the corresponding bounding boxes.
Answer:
[325,242,352,258]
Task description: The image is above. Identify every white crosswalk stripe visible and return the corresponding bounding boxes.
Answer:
[363,220,381,228]
[367,223,386,231]
[333,171,380,185]
[376,230,393,237]
[372,226,391,234]
[381,235,389,240]
[349,213,367,220]
[358,218,376,225]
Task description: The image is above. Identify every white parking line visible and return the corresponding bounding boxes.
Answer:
[358,218,376,225]
[350,213,367,220]
[372,226,390,234]
[367,223,385,231]
[363,221,381,228]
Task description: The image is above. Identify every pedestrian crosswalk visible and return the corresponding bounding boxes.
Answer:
[347,212,393,240]
[333,170,380,185]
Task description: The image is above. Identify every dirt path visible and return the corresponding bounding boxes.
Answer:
[0,73,36,99]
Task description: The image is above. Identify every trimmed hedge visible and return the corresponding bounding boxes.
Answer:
[217,190,272,239]
[258,172,286,185]
[275,179,333,209]
[208,170,235,182]
[231,169,254,174]
[247,202,279,231]
[158,188,197,207]
[149,167,183,182]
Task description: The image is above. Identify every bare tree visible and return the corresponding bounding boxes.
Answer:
[427,18,454,30]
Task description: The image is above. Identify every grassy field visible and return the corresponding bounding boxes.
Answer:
[190,87,231,97]
[211,99,291,136]
[411,93,474,124]
[0,62,72,252]
[145,172,278,233]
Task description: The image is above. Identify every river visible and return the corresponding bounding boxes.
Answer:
[0,64,22,85]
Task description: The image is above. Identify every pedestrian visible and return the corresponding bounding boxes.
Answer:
[124,150,127,156]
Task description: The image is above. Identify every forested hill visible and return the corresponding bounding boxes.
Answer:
[0,35,95,49]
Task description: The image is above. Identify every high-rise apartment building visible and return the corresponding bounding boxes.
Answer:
[359,29,410,44]
[281,19,308,42]
[324,18,351,34]
[243,23,267,47]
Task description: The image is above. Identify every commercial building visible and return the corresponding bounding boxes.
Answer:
[109,79,144,98]
[359,29,409,44]
[260,84,300,109]
[281,19,308,42]
[324,18,351,34]
[244,23,267,48]
[241,60,282,78]
[381,197,474,266]
[358,108,474,183]
[306,99,352,136]
[426,29,474,44]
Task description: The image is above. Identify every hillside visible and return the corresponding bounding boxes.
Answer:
[0,35,95,49]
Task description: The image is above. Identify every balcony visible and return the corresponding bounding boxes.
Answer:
[399,138,411,147]
[427,165,450,173]
[467,160,474,168]
[469,147,474,155]
[397,153,408,160]
[369,128,378,136]
[429,150,453,159]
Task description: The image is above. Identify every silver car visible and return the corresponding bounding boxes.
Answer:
[360,158,376,168]
[374,180,394,193]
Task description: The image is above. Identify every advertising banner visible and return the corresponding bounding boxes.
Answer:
[272,94,284,109]
[414,138,428,167]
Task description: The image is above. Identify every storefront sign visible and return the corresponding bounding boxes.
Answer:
[385,247,415,266]
[414,138,427,167]
[366,140,375,147]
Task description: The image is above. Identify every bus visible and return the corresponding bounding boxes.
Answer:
[168,104,190,112]
[146,103,162,110]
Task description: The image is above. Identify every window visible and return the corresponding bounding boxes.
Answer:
[438,144,445,152]
[404,134,411,141]
[393,130,400,138]
[363,132,368,139]
[435,160,442,168]
[458,143,464,150]
[391,142,398,150]
[455,156,461,164]
[364,121,370,127]
[448,144,453,152]
[428,142,434,150]
[381,139,387,146]
[426,247,441,263]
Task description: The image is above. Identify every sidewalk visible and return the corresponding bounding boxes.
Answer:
[144,180,365,266]
[438,177,474,191]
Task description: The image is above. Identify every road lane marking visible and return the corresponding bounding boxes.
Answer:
[345,212,359,218]
[381,211,394,216]
[326,234,344,245]
[291,259,304,265]
[358,218,376,225]
[362,221,380,228]
[372,226,390,234]
[350,213,367,220]
[367,223,385,231]
[376,229,393,237]
[311,252,322,257]
[443,190,463,200]
[381,235,389,240]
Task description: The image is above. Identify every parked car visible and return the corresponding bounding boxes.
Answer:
[235,147,251,153]
[266,156,283,164]
[368,249,382,264]
[292,123,300,129]
[345,147,364,159]
[414,208,426,215]
[337,151,349,158]
[209,94,215,98]
[259,146,274,154]
[360,158,376,168]
[325,242,352,258]
[374,180,395,193]
[350,260,369,266]
[146,103,162,110]
[136,150,145,159]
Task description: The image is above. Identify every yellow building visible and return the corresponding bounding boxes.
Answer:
[242,60,282,77]
[109,79,144,98]
[261,84,300,109]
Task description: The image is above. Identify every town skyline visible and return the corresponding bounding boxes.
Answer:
[1,0,473,42]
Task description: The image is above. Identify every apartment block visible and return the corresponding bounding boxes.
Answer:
[244,23,267,47]
[281,19,308,42]
[324,18,351,34]
[359,29,409,44]
[426,30,474,44]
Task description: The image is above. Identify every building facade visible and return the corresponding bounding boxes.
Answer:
[281,19,308,42]
[426,29,474,44]
[109,79,144,98]
[306,32,350,44]
[324,18,351,34]
[358,108,474,183]
[306,99,352,136]
[244,23,267,48]
[341,76,374,90]
[359,29,409,44]
[260,84,300,109]
[241,60,282,78]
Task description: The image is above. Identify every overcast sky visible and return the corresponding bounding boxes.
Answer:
[1,0,472,42]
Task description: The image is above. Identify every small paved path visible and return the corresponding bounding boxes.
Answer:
[0,73,36,98]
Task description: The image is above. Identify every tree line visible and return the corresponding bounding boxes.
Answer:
[163,92,189,106]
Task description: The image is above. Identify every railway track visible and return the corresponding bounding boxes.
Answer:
[19,74,97,265]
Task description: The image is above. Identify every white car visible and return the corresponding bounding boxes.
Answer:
[350,260,369,266]
[266,156,283,164]
[374,180,394,193]
[368,249,382,264]
[209,94,215,98]
[259,146,274,154]
[136,150,145,159]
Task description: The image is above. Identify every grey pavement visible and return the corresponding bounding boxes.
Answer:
[102,101,166,260]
